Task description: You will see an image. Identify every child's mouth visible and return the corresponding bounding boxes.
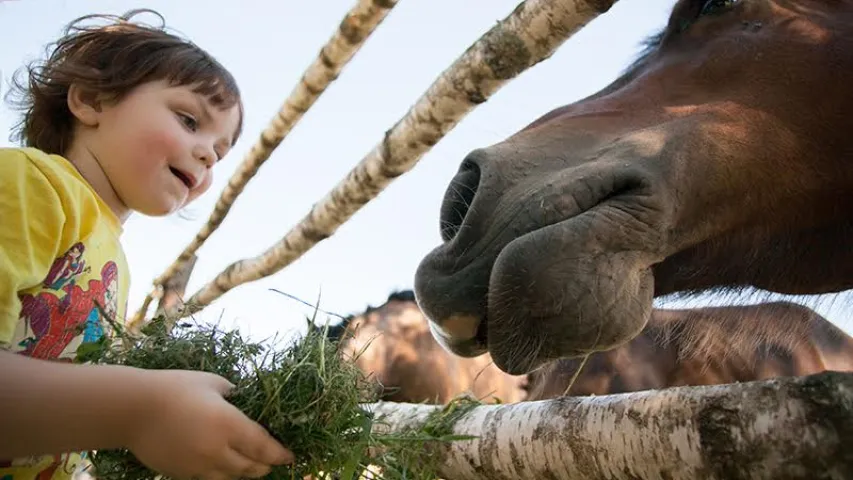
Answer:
[169,167,194,189]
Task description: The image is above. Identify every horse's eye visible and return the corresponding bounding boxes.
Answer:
[699,0,739,17]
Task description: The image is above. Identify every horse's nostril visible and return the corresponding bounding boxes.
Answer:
[439,159,481,242]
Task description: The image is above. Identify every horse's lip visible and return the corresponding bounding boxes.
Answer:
[491,349,544,376]
[428,317,488,358]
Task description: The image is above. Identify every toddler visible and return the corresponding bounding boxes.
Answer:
[0,9,293,480]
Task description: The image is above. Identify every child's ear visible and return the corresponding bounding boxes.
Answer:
[67,84,103,127]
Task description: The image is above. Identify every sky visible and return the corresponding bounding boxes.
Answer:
[1,0,851,343]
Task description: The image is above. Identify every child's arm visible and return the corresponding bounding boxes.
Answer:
[0,350,294,479]
[0,350,147,457]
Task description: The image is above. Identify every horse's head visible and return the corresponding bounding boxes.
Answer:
[415,0,853,374]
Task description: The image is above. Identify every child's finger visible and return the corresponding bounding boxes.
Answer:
[231,420,294,466]
[201,371,236,395]
[218,448,273,479]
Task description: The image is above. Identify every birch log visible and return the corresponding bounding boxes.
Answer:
[174,0,620,318]
[130,0,400,326]
[367,371,853,480]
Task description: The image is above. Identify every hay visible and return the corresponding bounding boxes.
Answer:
[75,312,478,479]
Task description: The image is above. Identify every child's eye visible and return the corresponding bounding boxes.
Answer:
[177,112,198,131]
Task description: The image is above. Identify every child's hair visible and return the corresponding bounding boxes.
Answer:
[5,8,243,156]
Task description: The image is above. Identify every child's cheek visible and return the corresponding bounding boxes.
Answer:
[156,128,188,160]
[136,125,186,165]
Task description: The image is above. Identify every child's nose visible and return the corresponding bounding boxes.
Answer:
[192,143,216,168]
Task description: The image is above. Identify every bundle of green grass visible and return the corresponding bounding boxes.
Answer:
[76,314,478,480]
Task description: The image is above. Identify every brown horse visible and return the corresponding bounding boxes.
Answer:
[526,300,853,400]
[319,291,853,404]
[413,0,853,374]
[318,291,528,404]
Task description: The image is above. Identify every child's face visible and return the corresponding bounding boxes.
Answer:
[88,79,241,216]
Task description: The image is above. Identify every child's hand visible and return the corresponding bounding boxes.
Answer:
[128,369,294,480]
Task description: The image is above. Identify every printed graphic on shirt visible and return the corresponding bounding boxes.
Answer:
[0,452,88,480]
[16,241,119,361]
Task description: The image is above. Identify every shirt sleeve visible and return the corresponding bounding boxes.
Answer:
[0,149,68,345]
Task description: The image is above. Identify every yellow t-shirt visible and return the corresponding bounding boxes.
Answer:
[0,147,131,480]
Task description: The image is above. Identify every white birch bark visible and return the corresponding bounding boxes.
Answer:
[130,0,400,325]
[366,371,853,480]
[174,0,621,318]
